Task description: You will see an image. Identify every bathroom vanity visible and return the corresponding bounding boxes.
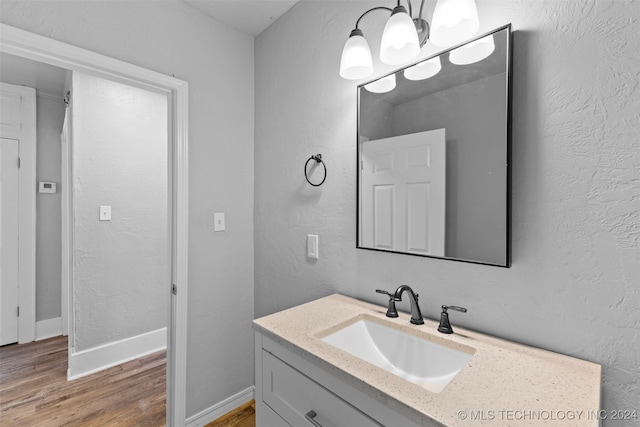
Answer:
[253,294,601,426]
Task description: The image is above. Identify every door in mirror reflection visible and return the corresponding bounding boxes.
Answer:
[361,129,446,256]
[357,25,511,267]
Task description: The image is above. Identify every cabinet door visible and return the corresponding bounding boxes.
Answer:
[262,351,383,427]
[257,400,291,427]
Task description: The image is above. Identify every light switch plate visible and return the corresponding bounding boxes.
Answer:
[100,205,111,221]
[307,234,318,259]
[214,212,225,231]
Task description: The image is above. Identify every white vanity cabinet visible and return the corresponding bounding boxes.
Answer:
[254,295,601,427]
[254,331,437,427]
[261,351,383,427]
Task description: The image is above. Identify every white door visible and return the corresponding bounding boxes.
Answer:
[0,137,20,345]
[1,82,37,344]
[361,129,446,256]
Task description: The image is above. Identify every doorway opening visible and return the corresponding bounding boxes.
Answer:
[0,24,188,426]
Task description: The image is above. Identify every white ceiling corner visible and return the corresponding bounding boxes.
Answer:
[0,53,67,98]
[183,0,300,37]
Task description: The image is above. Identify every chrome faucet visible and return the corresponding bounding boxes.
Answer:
[376,286,424,325]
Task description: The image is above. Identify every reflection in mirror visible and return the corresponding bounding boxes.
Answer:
[357,25,511,267]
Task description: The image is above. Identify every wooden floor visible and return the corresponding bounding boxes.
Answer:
[0,336,166,426]
[205,400,255,427]
[0,336,256,426]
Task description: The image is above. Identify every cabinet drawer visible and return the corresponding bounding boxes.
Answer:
[262,350,383,427]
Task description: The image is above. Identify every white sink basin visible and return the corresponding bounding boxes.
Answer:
[320,317,474,392]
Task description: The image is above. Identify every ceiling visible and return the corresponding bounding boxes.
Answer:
[183,0,299,37]
[0,53,67,97]
[0,1,299,95]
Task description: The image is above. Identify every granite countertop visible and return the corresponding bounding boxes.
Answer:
[253,294,602,426]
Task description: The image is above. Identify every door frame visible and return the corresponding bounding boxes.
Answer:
[60,94,70,337]
[0,82,36,344]
[0,24,189,426]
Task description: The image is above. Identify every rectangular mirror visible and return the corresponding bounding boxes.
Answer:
[357,25,512,267]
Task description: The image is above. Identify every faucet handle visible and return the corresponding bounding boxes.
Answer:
[443,305,467,313]
[438,305,467,334]
[375,289,399,318]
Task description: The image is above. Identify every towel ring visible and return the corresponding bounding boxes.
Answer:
[304,154,327,187]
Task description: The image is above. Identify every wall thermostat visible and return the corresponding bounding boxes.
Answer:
[39,182,57,194]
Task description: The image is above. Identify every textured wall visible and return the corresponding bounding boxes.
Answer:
[35,95,65,321]
[71,72,167,351]
[255,1,639,423]
[0,0,255,418]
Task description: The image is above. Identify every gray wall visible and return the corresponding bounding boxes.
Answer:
[71,72,167,351]
[255,1,639,424]
[35,94,65,321]
[359,96,395,141]
[0,0,255,418]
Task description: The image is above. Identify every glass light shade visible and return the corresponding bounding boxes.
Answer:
[404,56,442,80]
[430,0,480,47]
[340,29,373,80]
[364,74,396,93]
[449,34,495,65]
[379,6,421,65]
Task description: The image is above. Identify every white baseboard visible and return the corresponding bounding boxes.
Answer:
[35,317,62,341]
[68,327,166,381]
[186,386,255,427]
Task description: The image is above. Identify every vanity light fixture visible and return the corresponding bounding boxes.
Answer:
[449,33,495,65]
[339,29,374,79]
[364,74,396,93]
[379,4,421,65]
[404,56,442,80]
[429,0,480,47]
[339,0,480,80]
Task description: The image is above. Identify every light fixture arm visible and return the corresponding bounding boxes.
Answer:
[354,6,393,29]
[410,0,429,47]
[418,0,426,20]
[353,1,429,47]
